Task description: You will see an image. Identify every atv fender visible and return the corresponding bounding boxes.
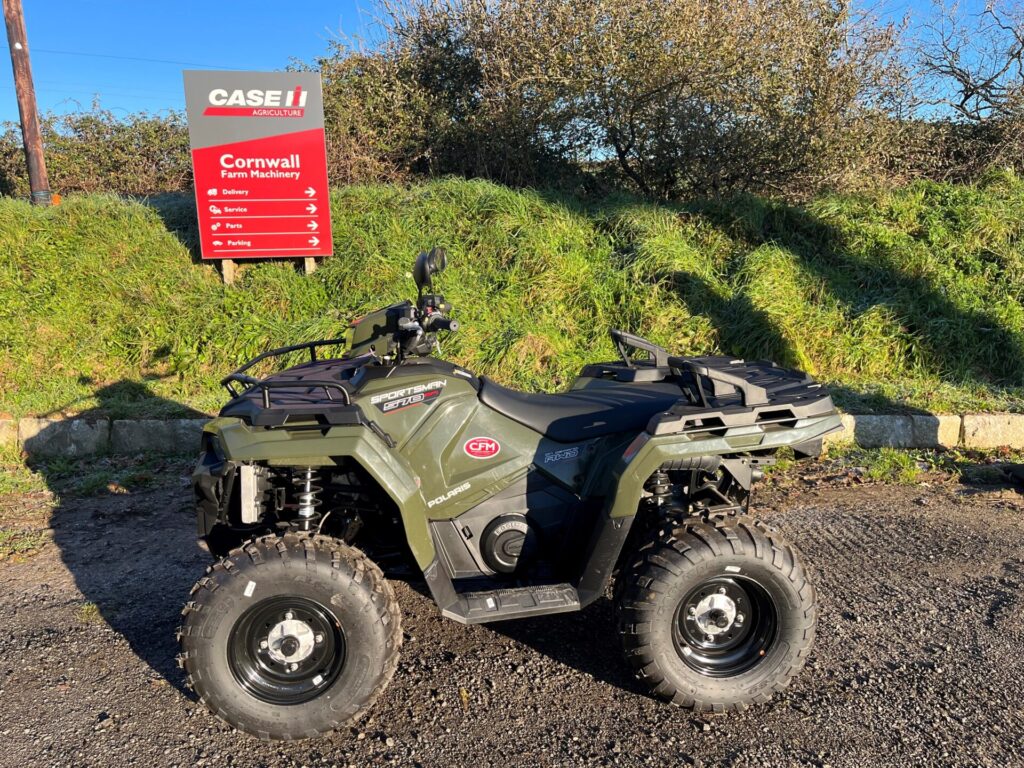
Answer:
[606,413,843,519]
[574,413,843,605]
[205,418,438,568]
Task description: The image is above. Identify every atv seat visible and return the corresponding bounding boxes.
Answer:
[478,376,681,443]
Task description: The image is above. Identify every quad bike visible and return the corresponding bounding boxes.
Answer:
[180,248,842,740]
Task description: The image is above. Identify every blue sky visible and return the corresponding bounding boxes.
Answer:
[0,1,380,122]
[0,0,978,123]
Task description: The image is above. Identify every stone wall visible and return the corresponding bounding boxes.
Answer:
[1,413,1023,457]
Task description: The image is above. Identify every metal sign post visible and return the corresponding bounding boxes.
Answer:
[183,70,333,277]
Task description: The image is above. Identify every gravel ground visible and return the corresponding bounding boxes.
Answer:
[1,469,1023,768]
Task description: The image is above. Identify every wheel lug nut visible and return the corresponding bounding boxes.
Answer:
[259,639,269,649]
[284,611,294,620]
[287,662,298,672]
[705,634,715,642]
[717,587,726,594]
[736,613,745,624]
[687,606,696,617]
[315,633,324,644]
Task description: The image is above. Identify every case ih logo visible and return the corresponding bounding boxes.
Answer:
[203,86,309,118]
[463,437,501,459]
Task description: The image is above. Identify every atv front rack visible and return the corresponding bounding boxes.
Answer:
[218,343,379,430]
[220,338,350,398]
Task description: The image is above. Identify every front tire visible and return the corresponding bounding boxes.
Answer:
[178,533,401,740]
[616,514,816,711]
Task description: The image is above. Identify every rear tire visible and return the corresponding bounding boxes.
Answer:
[178,533,401,740]
[616,514,816,711]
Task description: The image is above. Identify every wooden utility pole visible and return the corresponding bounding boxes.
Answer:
[3,0,50,205]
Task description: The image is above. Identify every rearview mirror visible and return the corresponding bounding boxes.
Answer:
[413,247,447,292]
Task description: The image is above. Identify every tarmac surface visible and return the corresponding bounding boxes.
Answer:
[1,467,1022,767]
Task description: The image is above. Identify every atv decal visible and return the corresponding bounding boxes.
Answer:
[427,482,472,508]
[543,446,580,464]
[371,380,445,413]
[463,437,501,459]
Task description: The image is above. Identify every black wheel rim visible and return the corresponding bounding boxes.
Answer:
[672,576,778,678]
[228,596,346,705]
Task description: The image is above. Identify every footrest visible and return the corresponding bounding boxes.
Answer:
[444,583,580,624]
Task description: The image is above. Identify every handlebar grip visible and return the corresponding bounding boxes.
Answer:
[428,317,459,332]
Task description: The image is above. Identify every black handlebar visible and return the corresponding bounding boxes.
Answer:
[425,316,459,333]
[396,311,457,363]
[403,313,458,334]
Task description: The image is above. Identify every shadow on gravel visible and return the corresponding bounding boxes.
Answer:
[487,598,649,696]
[382,570,648,695]
[31,380,207,696]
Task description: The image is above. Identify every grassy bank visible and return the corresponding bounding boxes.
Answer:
[1,173,1022,419]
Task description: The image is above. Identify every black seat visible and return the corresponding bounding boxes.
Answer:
[478,376,682,442]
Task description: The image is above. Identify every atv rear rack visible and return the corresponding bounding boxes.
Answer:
[670,356,771,407]
[652,356,837,439]
[599,330,838,439]
[603,329,831,410]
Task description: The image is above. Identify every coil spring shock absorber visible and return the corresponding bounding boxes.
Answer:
[645,468,689,521]
[645,469,672,508]
[291,467,322,531]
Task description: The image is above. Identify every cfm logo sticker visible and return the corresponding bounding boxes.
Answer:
[463,437,501,459]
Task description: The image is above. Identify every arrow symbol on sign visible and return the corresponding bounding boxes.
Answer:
[304,187,316,197]
[308,236,320,247]
[306,203,317,214]
[307,220,319,231]
[212,240,223,246]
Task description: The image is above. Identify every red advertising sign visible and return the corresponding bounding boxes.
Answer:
[183,71,332,260]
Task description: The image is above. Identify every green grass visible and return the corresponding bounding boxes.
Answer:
[0,444,46,494]
[2,172,1023,418]
[25,453,192,497]
[75,601,103,623]
[861,448,923,484]
[0,445,191,500]
[0,528,47,560]
[814,443,1024,486]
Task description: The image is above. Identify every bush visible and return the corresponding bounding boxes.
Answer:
[311,49,422,185]
[0,1,1018,200]
[0,108,191,197]
[314,0,909,199]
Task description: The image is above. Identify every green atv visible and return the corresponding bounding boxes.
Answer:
[180,249,842,740]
